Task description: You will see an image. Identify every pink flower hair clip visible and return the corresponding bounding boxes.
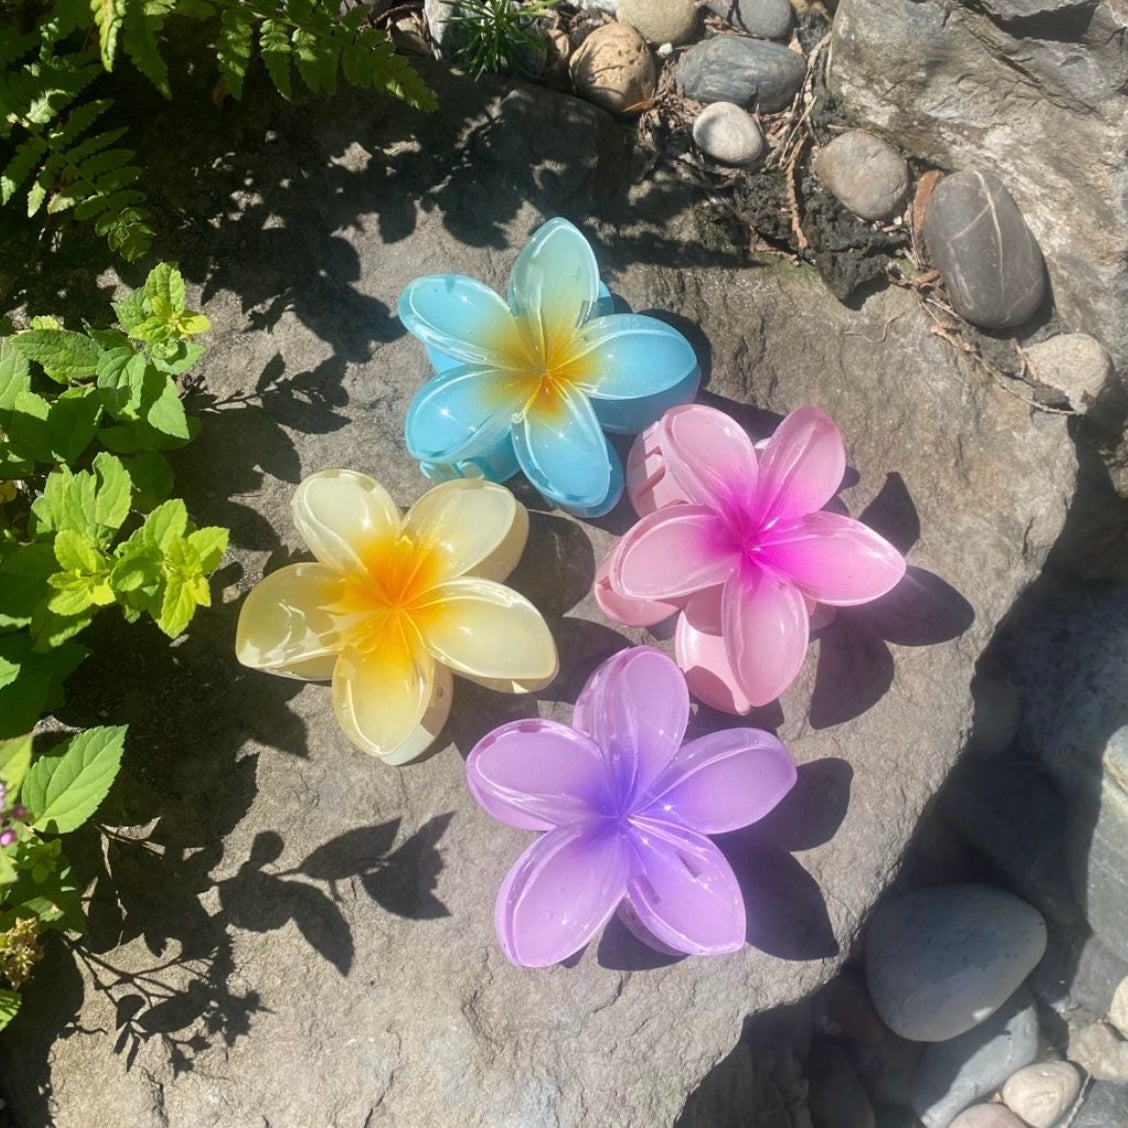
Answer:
[594,404,906,713]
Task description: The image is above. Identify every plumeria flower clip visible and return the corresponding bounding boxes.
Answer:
[398,218,700,517]
[236,471,558,765]
[467,646,798,967]
[595,404,906,713]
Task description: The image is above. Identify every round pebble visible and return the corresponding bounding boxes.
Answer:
[864,884,1047,1043]
[814,130,910,221]
[1111,976,1128,1039]
[570,23,656,115]
[1001,1061,1082,1128]
[1068,1020,1128,1083]
[677,35,806,113]
[1024,333,1112,412]
[692,102,766,166]
[949,1107,1027,1128]
[617,0,698,46]
[705,0,793,39]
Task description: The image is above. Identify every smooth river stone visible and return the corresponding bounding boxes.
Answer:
[1024,333,1113,413]
[949,1107,1027,1128]
[705,0,793,39]
[921,169,1046,330]
[864,884,1047,1042]
[692,102,766,165]
[677,35,806,112]
[616,0,698,46]
[912,989,1040,1128]
[814,130,910,221]
[1072,1081,1128,1128]
[1001,1061,1082,1128]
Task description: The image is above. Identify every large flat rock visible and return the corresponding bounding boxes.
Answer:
[0,71,1074,1128]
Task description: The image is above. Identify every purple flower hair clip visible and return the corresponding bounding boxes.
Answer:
[466,646,797,967]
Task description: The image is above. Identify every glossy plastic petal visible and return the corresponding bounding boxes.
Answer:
[573,314,700,401]
[724,568,811,707]
[379,663,454,766]
[507,218,599,360]
[674,587,756,715]
[512,383,614,511]
[641,728,797,833]
[572,646,689,803]
[235,562,346,672]
[623,820,746,955]
[402,479,528,583]
[330,633,435,760]
[610,505,737,601]
[416,577,558,685]
[624,421,693,516]
[467,719,611,831]
[759,511,906,606]
[292,470,400,574]
[496,824,629,967]
[405,364,523,464]
[659,403,759,509]
[755,405,846,525]
[398,275,523,368]
[593,551,682,628]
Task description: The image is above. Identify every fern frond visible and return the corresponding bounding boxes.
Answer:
[293,26,338,94]
[259,19,292,99]
[122,3,172,98]
[91,0,127,71]
[352,28,438,111]
[17,53,102,126]
[216,8,254,99]
[1,137,48,206]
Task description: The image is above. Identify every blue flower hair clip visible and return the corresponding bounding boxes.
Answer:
[397,218,701,517]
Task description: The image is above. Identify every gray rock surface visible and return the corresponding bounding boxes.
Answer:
[1068,1020,1128,1083]
[616,0,698,46]
[1001,1061,1081,1128]
[692,101,766,165]
[827,0,1128,367]
[807,1040,875,1128]
[705,0,793,39]
[911,990,1040,1128]
[570,22,656,114]
[921,170,1046,330]
[813,131,909,222]
[864,885,1047,1042]
[1072,1080,1128,1128]
[1112,976,1128,1039]
[967,671,1021,757]
[949,1107,1027,1128]
[849,1027,924,1108]
[0,69,1076,1128]
[678,35,807,112]
[1025,333,1114,415]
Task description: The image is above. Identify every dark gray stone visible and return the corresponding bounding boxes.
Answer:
[705,0,793,40]
[849,1028,924,1108]
[677,35,807,112]
[814,131,910,221]
[1072,1082,1128,1128]
[1027,923,1128,1018]
[864,884,1047,1042]
[807,1040,875,1128]
[921,170,1046,330]
[911,990,1040,1128]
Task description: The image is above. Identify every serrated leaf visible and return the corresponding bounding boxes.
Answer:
[145,377,190,439]
[187,527,228,573]
[85,326,129,350]
[144,263,185,317]
[120,451,173,506]
[46,388,103,463]
[0,544,57,630]
[0,636,87,740]
[0,991,19,1034]
[1,136,48,207]
[112,289,147,333]
[24,725,126,834]
[110,543,161,592]
[92,452,131,535]
[11,329,100,384]
[0,650,22,692]
[216,9,254,101]
[157,570,197,637]
[143,498,187,550]
[260,20,292,99]
[46,578,96,616]
[123,4,171,98]
[173,312,210,337]
[53,529,102,573]
[0,733,32,796]
[92,0,127,70]
[150,341,202,377]
[7,391,53,464]
[96,346,146,420]
[32,465,95,539]
[0,339,31,411]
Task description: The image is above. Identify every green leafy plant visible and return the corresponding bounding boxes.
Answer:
[0,262,227,1023]
[1,0,436,260]
[445,0,558,78]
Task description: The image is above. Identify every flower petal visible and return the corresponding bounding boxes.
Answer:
[624,422,693,516]
[235,562,347,673]
[623,820,745,956]
[331,632,438,761]
[724,569,811,706]
[755,406,846,525]
[512,384,615,511]
[659,403,759,509]
[610,506,737,602]
[506,218,599,361]
[380,664,453,766]
[467,719,611,830]
[398,274,524,368]
[573,647,689,803]
[641,728,797,833]
[496,824,628,967]
[405,364,523,464]
[416,577,558,686]
[674,587,756,715]
[593,551,682,628]
[402,479,528,583]
[292,470,400,574]
[758,511,906,606]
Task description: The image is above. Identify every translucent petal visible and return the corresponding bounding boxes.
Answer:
[507,218,600,363]
[405,364,523,465]
[623,820,746,956]
[380,664,453,766]
[593,551,682,629]
[610,506,737,602]
[292,470,400,575]
[641,728,797,833]
[572,646,689,806]
[659,404,759,509]
[402,479,528,583]
[674,587,755,715]
[467,719,612,830]
[398,274,524,368]
[572,314,699,402]
[758,511,906,606]
[512,384,614,511]
[496,824,628,967]
[755,405,846,525]
[416,577,558,686]
[624,423,693,517]
[723,569,810,707]
[235,562,347,672]
[330,631,435,761]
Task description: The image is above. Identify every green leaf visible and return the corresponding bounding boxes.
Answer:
[143,498,187,550]
[150,341,203,377]
[110,541,161,592]
[173,312,210,338]
[10,330,100,384]
[53,529,102,573]
[120,451,173,506]
[24,725,126,834]
[145,376,190,439]
[92,452,131,535]
[260,20,292,99]
[0,339,31,411]
[1,136,48,208]
[96,346,147,419]
[0,544,58,629]
[0,990,19,1034]
[0,637,86,740]
[32,465,94,539]
[144,263,185,317]
[45,579,96,617]
[123,3,171,98]
[92,0,127,70]
[0,734,32,794]
[216,9,254,100]
[187,527,228,573]
[7,391,53,464]
[112,289,147,333]
[0,651,21,692]
[45,387,103,463]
